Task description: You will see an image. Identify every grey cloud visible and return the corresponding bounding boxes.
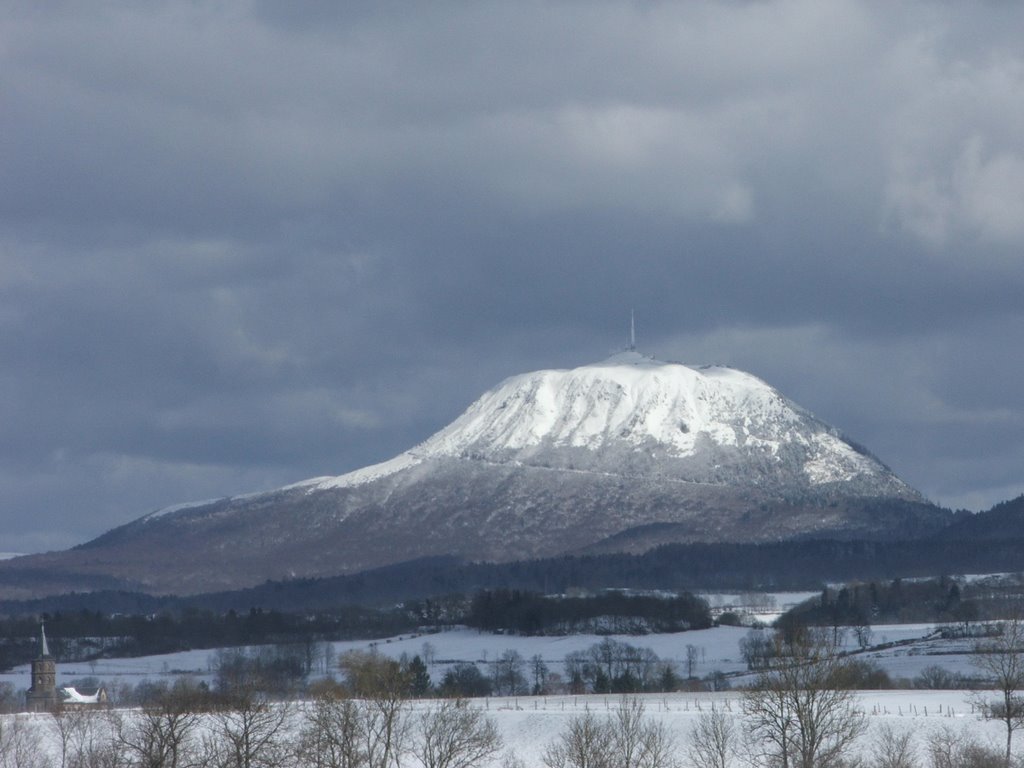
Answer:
[2,1,1024,551]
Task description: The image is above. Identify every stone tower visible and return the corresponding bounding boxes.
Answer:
[25,623,59,712]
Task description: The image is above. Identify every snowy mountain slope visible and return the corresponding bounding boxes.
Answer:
[302,352,919,501]
[0,353,946,597]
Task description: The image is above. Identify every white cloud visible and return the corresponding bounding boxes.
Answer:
[882,42,1024,247]
[956,138,1024,244]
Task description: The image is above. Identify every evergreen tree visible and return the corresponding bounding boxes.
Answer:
[407,655,432,698]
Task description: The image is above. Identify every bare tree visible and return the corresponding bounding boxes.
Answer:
[926,726,1003,768]
[609,697,676,768]
[49,709,77,768]
[491,650,527,696]
[50,707,123,768]
[591,639,619,684]
[926,727,963,768]
[338,651,413,768]
[686,645,700,678]
[360,691,410,768]
[742,629,867,768]
[416,699,502,768]
[542,711,611,768]
[853,623,873,650]
[563,651,588,695]
[688,708,737,768]
[870,724,917,768]
[421,642,437,667]
[296,690,365,768]
[0,715,47,768]
[111,682,204,768]
[972,617,1024,767]
[632,721,675,768]
[739,630,775,672]
[543,698,675,768]
[0,685,19,715]
[203,691,294,768]
[915,665,967,690]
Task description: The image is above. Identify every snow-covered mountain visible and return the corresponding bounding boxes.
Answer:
[0,353,948,597]
[297,351,918,500]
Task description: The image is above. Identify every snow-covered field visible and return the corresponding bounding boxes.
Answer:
[697,590,820,623]
[0,623,974,693]
[0,619,1011,767]
[0,690,1009,767]
[426,691,999,766]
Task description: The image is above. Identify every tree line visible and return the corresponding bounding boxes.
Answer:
[5,624,1024,768]
[464,590,711,635]
[0,605,416,672]
[0,589,712,673]
[14,530,1024,619]
[779,577,981,631]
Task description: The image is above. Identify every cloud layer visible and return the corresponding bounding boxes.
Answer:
[3,0,1024,551]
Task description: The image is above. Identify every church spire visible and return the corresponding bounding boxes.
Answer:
[41,622,50,657]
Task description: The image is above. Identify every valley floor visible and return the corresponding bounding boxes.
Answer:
[0,623,978,692]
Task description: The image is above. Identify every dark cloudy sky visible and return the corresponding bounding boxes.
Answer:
[3,1,1024,553]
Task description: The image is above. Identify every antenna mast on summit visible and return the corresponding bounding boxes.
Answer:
[629,309,636,351]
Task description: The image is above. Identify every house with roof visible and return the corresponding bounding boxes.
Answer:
[24,624,107,712]
[60,684,108,709]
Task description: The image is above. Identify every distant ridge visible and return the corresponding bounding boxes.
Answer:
[932,494,1024,540]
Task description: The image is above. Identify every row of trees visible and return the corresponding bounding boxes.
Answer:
[1,689,1017,768]
[728,624,1024,768]
[564,639,683,694]
[3,637,694,717]
[0,689,503,768]
[5,624,1024,768]
[739,615,1024,768]
[543,697,674,768]
[0,606,415,672]
[466,590,712,635]
[684,708,1013,768]
[781,578,983,635]
[1,588,713,673]
[437,639,693,698]
[202,639,691,701]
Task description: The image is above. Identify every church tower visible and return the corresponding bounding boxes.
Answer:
[25,623,59,712]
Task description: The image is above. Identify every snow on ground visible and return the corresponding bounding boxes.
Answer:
[0,619,1007,766]
[0,623,978,694]
[697,590,820,624]
[0,690,1009,768]
[470,691,997,767]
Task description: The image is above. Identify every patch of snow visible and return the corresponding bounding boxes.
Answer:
[61,686,101,704]
[298,452,425,491]
[189,352,917,503]
[0,622,987,703]
[411,354,811,461]
[698,590,820,624]
[3,687,1007,768]
[142,498,226,522]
